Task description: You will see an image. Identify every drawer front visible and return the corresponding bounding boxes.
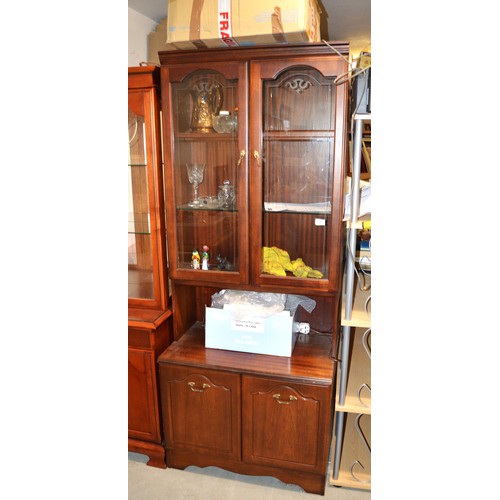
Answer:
[160,364,241,460]
[128,327,152,349]
[242,375,332,473]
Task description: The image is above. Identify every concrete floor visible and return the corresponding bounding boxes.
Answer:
[128,453,371,500]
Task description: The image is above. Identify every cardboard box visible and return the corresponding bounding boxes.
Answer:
[205,304,299,357]
[165,0,322,51]
[148,17,168,65]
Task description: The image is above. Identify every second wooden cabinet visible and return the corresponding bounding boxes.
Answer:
[128,66,172,467]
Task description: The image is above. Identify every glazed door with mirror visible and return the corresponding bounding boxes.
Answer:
[162,61,249,285]
[249,57,347,293]
[128,82,166,308]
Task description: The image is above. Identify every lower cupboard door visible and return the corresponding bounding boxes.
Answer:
[242,375,331,473]
[128,348,160,442]
[161,365,241,460]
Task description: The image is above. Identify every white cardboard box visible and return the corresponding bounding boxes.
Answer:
[205,305,299,357]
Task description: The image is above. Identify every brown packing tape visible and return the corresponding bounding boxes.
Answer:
[189,0,204,41]
[192,40,209,49]
[188,0,229,48]
[271,7,286,43]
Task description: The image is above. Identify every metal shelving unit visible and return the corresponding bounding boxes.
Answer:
[331,113,371,489]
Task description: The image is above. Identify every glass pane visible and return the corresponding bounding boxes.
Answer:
[171,70,240,273]
[264,140,332,206]
[261,67,335,279]
[264,67,334,131]
[128,107,154,299]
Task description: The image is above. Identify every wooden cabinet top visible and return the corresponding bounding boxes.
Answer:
[158,41,350,65]
[158,323,335,385]
[128,307,172,329]
[128,65,160,89]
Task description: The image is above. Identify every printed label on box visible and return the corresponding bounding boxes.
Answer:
[234,335,259,346]
[218,0,239,46]
[231,319,265,333]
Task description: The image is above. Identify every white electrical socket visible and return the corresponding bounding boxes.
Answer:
[298,322,310,334]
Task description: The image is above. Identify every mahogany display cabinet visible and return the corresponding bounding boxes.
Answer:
[156,42,349,494]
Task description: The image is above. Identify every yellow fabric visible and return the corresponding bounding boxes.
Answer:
[262,246,323,279]
[262,246,289,276]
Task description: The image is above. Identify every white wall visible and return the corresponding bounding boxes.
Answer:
[128,8,158,67]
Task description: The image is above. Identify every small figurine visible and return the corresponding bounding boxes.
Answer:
[215,254,233,271]
[216,254,227,270]
[191,249,201,269]
[202,245,210,270]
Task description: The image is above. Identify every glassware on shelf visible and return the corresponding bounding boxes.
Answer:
[218,180,235,208]
[200,196,223,209]
[186,163,206,207]
[190,83,223,133]
[213,111,237,133]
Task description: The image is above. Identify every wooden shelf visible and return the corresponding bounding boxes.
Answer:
[159,324,335,385]
[341,276,371,328]
[330,470,371,490]
[335,326,371,414]
[330,412,371,489]
[345,214,371,230]
[176,132,235,140]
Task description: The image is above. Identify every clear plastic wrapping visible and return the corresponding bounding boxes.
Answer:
[210,289,316,320]
[285,293,316,315]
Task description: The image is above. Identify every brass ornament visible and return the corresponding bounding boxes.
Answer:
[190,82,223,133]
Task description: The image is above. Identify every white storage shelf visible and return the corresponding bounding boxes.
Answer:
[341,276,371,328]
[331,412,371,490]
[335,325,371,414]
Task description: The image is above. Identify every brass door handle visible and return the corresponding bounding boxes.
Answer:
[237,150,246,167]
[253,150,261,167]
[273,393,298,405]
[188,381,210,392]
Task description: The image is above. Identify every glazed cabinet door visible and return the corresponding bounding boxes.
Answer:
[160,365,241,460]
[249,56,348,293]
[242,375,332,474]
[161,61,249,285]
[128,67,168,309]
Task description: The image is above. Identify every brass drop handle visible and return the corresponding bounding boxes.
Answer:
[253,150,261,167]
[273,393,298,405]
[237,150,246,167]
[188,381,210,392]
